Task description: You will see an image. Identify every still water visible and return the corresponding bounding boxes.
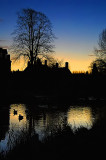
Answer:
[0,103,105,154]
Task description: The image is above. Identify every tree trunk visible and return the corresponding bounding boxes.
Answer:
[30,50,34,66]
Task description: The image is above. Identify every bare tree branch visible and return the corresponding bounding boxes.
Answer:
[10,8,56,69]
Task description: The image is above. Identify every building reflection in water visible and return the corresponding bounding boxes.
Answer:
[67,107,95,133]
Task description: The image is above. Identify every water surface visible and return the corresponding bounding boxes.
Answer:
[0,103,105,154]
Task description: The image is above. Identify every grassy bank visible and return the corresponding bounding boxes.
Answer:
[0,121,106,160]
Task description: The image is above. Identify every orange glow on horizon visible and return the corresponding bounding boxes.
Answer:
[11,60,27,71]
[11,52,95,72]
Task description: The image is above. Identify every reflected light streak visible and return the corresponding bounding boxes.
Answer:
[67,107,94,133]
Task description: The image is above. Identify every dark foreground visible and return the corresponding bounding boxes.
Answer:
[1,127,105,160]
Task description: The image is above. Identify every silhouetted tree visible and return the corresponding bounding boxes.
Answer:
[95,29,106,58]
[90,29,106,74]
[11,8,55,66]
[90,59,106,74]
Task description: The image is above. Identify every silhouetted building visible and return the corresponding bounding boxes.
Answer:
[25,58,71,74]
[65,62,68,69]
[0,48,11,73]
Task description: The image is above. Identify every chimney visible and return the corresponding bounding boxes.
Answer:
[45,60,47,66]
[56,63,58,68]
[65,62,68,69]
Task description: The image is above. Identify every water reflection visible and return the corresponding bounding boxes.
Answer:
[0,106,9,153]
[0,103,100,154]
[33,111,66,140]
[10,104,28,131]
[0,106,9,141]
[67,107,95,133]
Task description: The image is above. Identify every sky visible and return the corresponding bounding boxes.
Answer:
[0,0,106,72]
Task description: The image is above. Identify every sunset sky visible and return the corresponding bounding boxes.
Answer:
[0,0,106,71]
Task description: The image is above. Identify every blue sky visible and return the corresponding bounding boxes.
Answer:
[0,0,106,71]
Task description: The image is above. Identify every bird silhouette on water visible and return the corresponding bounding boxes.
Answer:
[18,114,23,121]
[13,109,17,115]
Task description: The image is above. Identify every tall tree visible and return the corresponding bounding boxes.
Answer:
[91,29,106,74]
[11,8,55,66]
[95,29,106,58]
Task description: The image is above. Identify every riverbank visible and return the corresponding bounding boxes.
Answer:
[0,124,105,160]
[1,89,106,106]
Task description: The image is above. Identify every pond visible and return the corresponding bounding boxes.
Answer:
[0,102,106,155]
